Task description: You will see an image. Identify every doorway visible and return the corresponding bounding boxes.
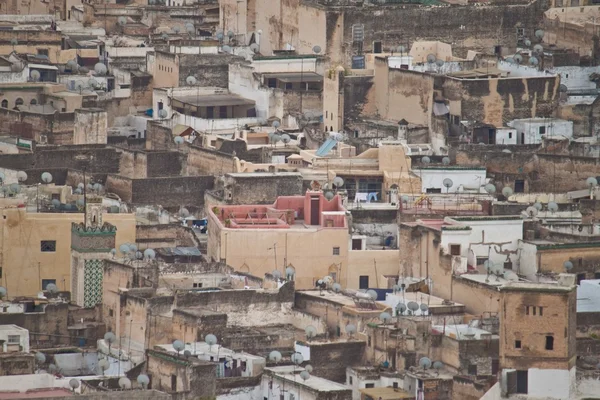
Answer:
[310,197,320,225]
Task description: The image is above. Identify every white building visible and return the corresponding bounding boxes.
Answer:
[507,118,573,144]
[262,366,351,400]
[346,367,404,400]
[416,166,487,194]
[0,324,29,353]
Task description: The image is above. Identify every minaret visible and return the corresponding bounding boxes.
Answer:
[70,196,116,307]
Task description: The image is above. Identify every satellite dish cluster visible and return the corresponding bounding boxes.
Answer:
[394,300,429,317]
[115,243,156,262]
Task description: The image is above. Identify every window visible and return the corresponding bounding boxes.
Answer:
[525,306,529,315]
[449,244,461,256]
[359,275,369,289]
[349,376,353,385]
[30,99,37,105]
[206,106,214,119]
[539,306,543,316]
[351,56,365,69]
[333,247,340,255]
[532,307,536,316]
[0,267,2,278]
[285,82,293,90]
[365,383,375,389]
[267,78,277,88]
[516,27,525,37]
[41,279,56,290]
[7,335,19,344]
[1,100,7,108]
[171,374,177,391]
[393,382,398,389]
[37,49,49,57]
[539,126,546,135]
[373,41,382,54]
[468,364,477,375]
[352,24,364,42]
[15,98,23,107]
[545,335,554,350]
[41,240,56,252]
[515,340,522,349]
[109,308,114,317]
[508,132,513,139]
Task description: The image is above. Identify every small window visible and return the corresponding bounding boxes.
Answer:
[393,382,398,389]
[359,275,369,289]
[41,279,56,290]
[449,244,461,256]
[539,306,543,316]
[30,99,37,105]
[365,383,375,389]
[539,126,546,135]
[333,247,340,255]
[515,340,522,349]
[171,374,177,391]
[7,335,19,344]
[37,49,49,57]
[525,306,529,315]
[285,82,293,90]
[508,132,512,139]
[468,364,477,375]
[41,240,56,252]
[349,376,353,385]
[533,307,536,316]
[109,309,114,317]
[373,41,382,54]
[545,335,554,350]
[0,267,2,278]
[15,98,23,107]
[1,100,7,108]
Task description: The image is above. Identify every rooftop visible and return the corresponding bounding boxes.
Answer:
[359,387,414,399]
[172,93,255,107]
[431,324,496,340]
[266,367,349,392]
[577,280,600,313]
[0,324,27,331]
[261,72,323,82]
[0,389,73,399]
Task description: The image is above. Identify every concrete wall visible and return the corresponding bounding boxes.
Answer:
[347,249,399,290]
[73,109,108,145]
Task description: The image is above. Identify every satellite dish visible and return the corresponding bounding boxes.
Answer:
[514,54,523,64]
[435,59,444,67]
[183,350,192,358]
[173,26,181,34]
[98,358,109,372]
[119,244,130,254]
[291,352,304,365]
[407,301,420,312]
[272,270,282,280]
[420,303,429,313]
[52,199,61,208]
[46,283,58,293]
[69,379,80,389]
[305,325,317,339]
[272,120,281,128]
[401,195,410,204]
[587,177,598,187]
[10,38,17,46]
[118,16,127,26]
[442,156,450,165]
[379,312,392,323]
[506,57,514,64]
[94,63,107,76]
[144,249,156,259]
[250,43,259,53]
[426,54,436,64]
[41,172,52,183]
[30,70,41,81]
[48,363,57,374]
[564,260,573,271]
[216,32,224,40]
[104,332,116,344]
[331,177,345,189]
[205,334,217,346]
[268,350,282,362]
[66,60,77,70]
[227,30,234,38]
[529,56,539,66]
[324,191,334,200]
[135,251,143,260]
[548,201,559,212]
[332,283,342,292]
[443,178,453,189]
[118,377,132,390]
[535,29,545,39]
[186,76,197,86]
[396,302,407,314]
[172,339,185,352]
[433,361,443,370]
[533,202,543,211]
[312,45,322,54]
[524,39,532,47]
[185,22,195,33]
[502,187,513,197]
[158,109,168,119]
[421,156,431,164]
[419,357,432,369]
[300,370,310,381]
[525,206,538,217]
[161,33,169,41]
[137,374,150,388]
[281,134,291,145]
[285,266,295,279]
[305,364,313,373]
[366,289,378,300]
[559,84,568,93]
[345,323,356,335]
[484,183,496,194]
[174,136,185,145]
[222,45,232,54]
[35,352,46,363]
[17,171,27,182]
[88,78,98,89]
[9,183,20,194]
[0,286,6,298]
[533,44,543,53]
[128,243,138,252]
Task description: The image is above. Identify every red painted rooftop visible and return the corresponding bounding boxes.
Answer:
[0,388,73,399]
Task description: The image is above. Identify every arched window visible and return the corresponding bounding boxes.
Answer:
[30,99,37,105]
[1,100,7,108]
[15,98,23,107]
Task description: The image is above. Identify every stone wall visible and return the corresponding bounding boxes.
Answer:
[179,54,245,88]
[223,172,304,204]
[136,224,200,248]
[187,145,238,176]
[146,151,186,177]
[0,303,70,348]
[306,340,366,383]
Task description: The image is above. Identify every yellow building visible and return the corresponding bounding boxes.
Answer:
[0,203,136,298]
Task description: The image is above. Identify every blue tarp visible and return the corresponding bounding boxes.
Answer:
[316,138,338,157]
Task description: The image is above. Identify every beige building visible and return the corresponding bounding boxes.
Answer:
[0,201,136,298]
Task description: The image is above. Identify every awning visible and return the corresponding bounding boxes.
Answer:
[29,63,58,71]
